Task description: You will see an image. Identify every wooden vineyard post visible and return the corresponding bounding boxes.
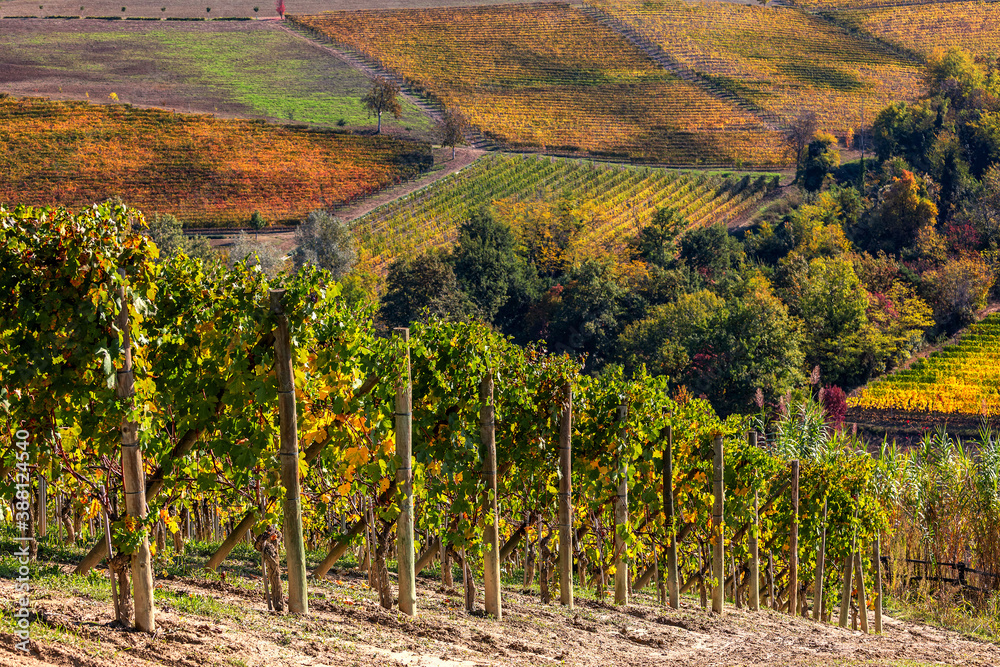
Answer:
[270,289,308,615]
[813,497,828,622]
[854,549,869,633]
[480,370,501,620]
[102,491,121,624]
[712,434,725,614]
[256,482,272,611]
[664,424,680,609]
[116,283,155,633]
[788,460,800,616]
[873,535,883,634]
[558,383,574,609]
[395,328,416,617]
[37,476,47,539]
[207,508,258,571]
[748,431,760,612]
[839,551,854,628]
[614,402,629,606]
[767,551,776,610]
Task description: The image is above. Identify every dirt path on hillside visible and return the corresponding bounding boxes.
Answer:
[335,147,483,221]
[3,562,1000,667]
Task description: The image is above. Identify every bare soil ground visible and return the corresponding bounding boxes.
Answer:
[2,560,999,667]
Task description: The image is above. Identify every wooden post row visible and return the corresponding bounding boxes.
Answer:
[271,289,308,615]
[873,535,883,634]
[712,434,724,614]
[396,328,417,617]
[558,384,574,609]
[748,431,760,612]
[117,283,155,633]
[664,424,680,609]
[615,403,629,606]
[854,550,869,633]
[789,460,799,616]
[839,539,854,628]
[813,497,828,622]
[481,370,501,620]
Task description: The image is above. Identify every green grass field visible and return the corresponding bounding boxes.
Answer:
[0,19,434,138]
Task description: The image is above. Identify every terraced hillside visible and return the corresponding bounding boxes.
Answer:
[590,0,924,138]
[0,18,432,138]
[353,153,779,273]
[0,96,431,227]
[838,1,1000,60]
[849,314,1000,415]
[290,2,789,167]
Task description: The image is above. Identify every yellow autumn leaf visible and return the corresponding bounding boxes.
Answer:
[379,477,391,494]
[344,446,370,467]
[337,482,352,496]
[455,472,463,483]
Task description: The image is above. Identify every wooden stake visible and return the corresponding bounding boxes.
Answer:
[854,550,869,633]
[270,289,307,615]
[257,482,271,611]
[395,328,416,617]
[614,403,629,606]
[767,551,775,610]
[664,424,680,609]
[481,371,501,620]
[839,553,854,628]
[873,535,883,634]
[117,283,154,633]
[207,508,258,571]
[712,434,725,614]
[813,497,828,622]
[789,460,799,616]
[558,383,574,609]
[749,433,760,612]
[102,496,121,625]
[37,476,47,539]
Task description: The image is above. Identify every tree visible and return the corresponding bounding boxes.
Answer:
[145,213,218,265]
[798,256,870,385]
[634,207,688,269]
[923,255,994,329]
[438,108,468,160]
[677,223,744,285]
[451,208,533,323]
[925,47,986,107]
[546,259,635,368]
[379,253,471,327]
[619,290,724,377]
[362,77,403,135]
[869,170,938,253]
[798,132,840,192]
[292,210,356,278]
[787,110,818,174]
[275,0,284,18]
[228,231,283,277]
[249,210,266,240]
[146,213,186,258]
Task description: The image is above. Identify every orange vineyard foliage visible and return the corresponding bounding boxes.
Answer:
[0,96,429,227]
[843,2,1000,60]
[849,314,1000,415]
[591,0,924,137]
[290,3,788,166]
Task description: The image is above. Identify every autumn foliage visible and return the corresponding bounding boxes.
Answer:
[289,3,786,166]
[0,96,429,227]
